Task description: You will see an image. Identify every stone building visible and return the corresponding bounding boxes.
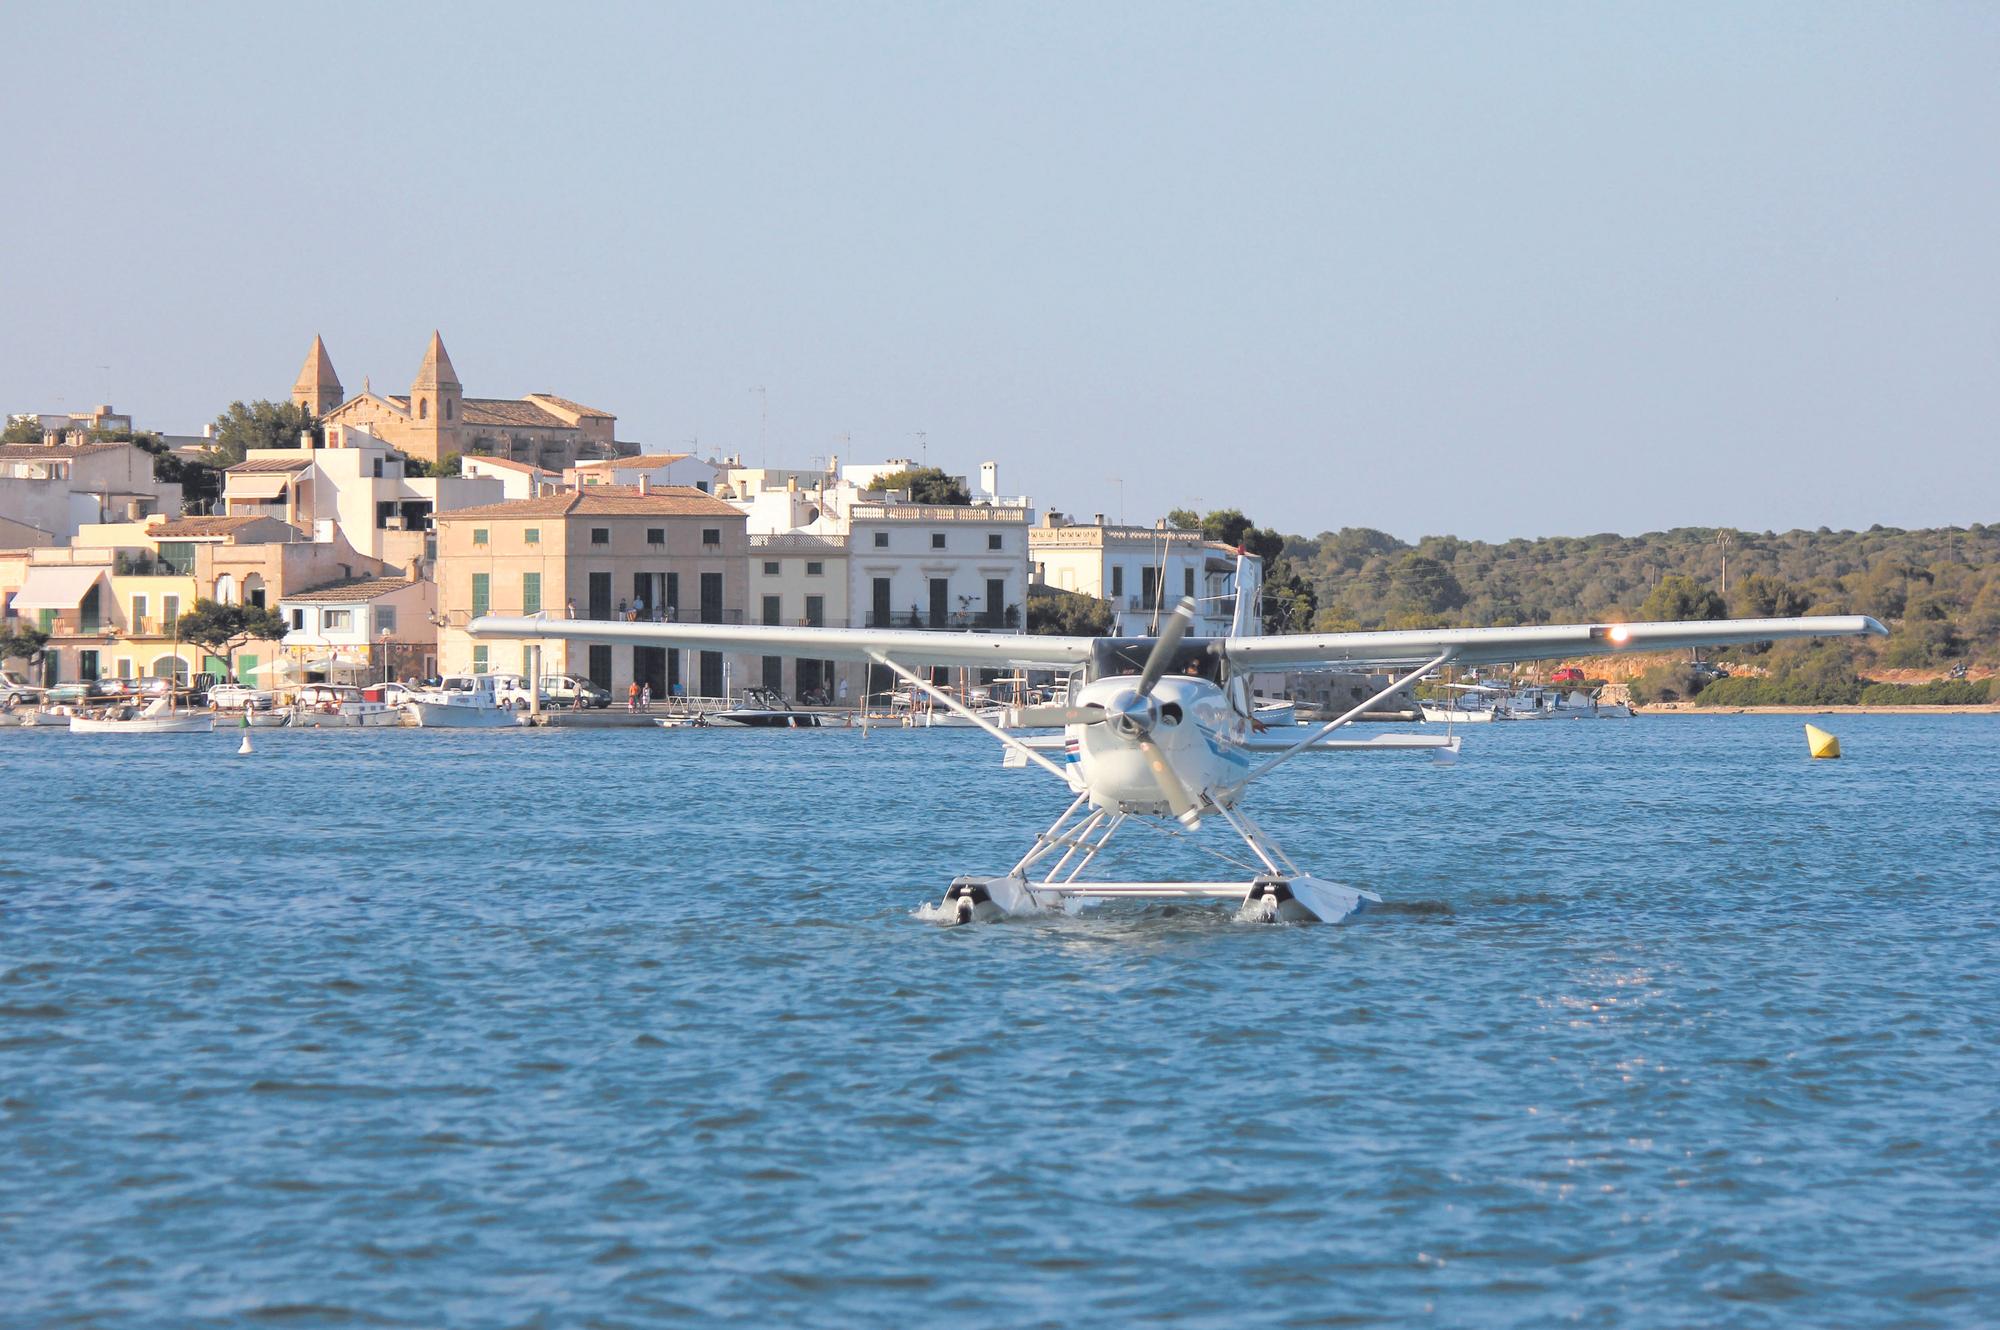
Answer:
[295,332,624,469]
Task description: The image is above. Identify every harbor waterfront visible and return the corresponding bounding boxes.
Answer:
[2,718,1994,1326]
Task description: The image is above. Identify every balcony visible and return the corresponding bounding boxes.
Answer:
[575,607,746,625]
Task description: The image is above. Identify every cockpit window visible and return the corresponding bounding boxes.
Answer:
[1090,638,1223,681]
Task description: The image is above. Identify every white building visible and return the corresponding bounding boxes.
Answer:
[748,533,847,699]
[1029,514,1258,638]
[221,424,504,572]
[461,454,554,501]
[278,575,438,682]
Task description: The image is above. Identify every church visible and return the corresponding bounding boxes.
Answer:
[291,332,625,469]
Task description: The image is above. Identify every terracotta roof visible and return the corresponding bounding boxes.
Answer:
[525,393,614,419]
[285,576,415,604]
[437,485,744,521]
[0,443,125,461]
[573,453,692,470]
[227,456,315,473]
[147,515,277,538]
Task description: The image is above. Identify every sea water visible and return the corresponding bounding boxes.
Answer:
[1,717,1995,1328]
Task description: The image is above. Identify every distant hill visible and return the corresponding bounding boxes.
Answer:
[1280,523,1998,673]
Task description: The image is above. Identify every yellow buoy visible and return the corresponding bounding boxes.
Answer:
[1805,723,1841,759]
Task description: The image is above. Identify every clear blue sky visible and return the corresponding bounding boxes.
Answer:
[3,2,1994,542]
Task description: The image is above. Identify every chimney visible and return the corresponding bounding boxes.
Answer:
[1093,513,1104,526]
[300,428,315,450]
[638,476,650,495]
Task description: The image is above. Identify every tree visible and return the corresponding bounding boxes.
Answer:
[404,451,462,478]
[0,624,49,667]
[171,599,290,674]
[1639,574,1725,622]
[2,417,46,446]
[1387,554,1467,618]
[1730,573,1811,620]
[871,466,970,505]
[1165,508,1201,531]
[1027,587,1115,636]
[203,401,322,467]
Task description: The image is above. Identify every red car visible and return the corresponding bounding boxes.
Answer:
[1550,667,1585,684]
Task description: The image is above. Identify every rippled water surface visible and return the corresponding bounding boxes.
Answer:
[3,717,1996,1328]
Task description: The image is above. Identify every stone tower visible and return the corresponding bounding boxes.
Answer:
[408,330,463,460]
[291,335,343,416]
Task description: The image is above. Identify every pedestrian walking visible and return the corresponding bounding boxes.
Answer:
[640,681,652,709]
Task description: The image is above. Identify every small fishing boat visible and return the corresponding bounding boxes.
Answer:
[1252,700,1297,727]
[69,694,215,734]
[289,685,403,728]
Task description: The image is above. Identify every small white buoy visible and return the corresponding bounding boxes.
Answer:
[238,713,253,755]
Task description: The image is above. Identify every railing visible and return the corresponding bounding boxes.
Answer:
[865,610,1020,630]
[750,533,845,551]
[574,608,746,625]
[849,504,1029,522]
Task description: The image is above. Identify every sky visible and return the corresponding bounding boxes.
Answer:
[2,2,1995,543]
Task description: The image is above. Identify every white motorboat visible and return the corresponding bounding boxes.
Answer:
[68,695,215,734]
[1419,682,1504,724]
[705,687,822,728]
[404,675,520,728]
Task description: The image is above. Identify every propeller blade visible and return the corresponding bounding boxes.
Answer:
[1013,704,1106,728]
[1137,735,1204,828]
[1136,598,1198,698]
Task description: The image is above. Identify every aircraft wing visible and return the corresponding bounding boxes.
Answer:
[468,615,1097,670]
[1222,615,1887,670]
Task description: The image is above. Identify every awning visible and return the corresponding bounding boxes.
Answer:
[227,473,295,500]
[9,566,106,611]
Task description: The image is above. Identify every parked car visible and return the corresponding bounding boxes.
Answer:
[376,682,422,706]
[3,671,46,705]
[1689,661,1731,681]
[208,683,276,710]
[488,673,553,710]
[542,674,612,709]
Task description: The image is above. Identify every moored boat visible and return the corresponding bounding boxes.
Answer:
[68,695,215,734]
[404,675,520,728]
[705,686,822,728]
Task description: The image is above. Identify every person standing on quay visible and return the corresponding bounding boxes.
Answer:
[640,681,652,710]
[627,680,640,712]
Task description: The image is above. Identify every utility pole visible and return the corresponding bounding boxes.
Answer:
[912,430,928,468]
[1717,532,1731,599]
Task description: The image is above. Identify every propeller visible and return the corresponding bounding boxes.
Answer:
[1013,703,1105,728]
[1137,734,1204,827]
[1136,598,1197,697]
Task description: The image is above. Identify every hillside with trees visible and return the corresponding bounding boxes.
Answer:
[1163,511,1998,704]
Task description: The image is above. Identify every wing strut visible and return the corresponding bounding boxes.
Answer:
[866,651,1072,782]
[1235,650,1454,788]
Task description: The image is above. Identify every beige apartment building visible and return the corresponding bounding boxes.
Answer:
[433,486,748,698]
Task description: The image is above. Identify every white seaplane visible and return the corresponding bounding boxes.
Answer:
[471,586,1883,926]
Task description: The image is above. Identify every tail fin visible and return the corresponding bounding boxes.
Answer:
[1229,546,1261,638]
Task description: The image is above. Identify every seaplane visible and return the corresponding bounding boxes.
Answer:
[471,572,1884,926]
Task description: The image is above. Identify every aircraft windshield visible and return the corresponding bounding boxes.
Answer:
[1090,637,1224,682]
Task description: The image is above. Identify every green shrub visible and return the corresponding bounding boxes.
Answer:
[1856,679,1991,705]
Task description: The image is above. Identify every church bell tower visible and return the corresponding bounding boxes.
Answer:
[409,330,463,461]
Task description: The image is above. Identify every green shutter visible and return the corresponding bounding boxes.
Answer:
[471,573,490,617]
[237,654,259,685]
[523,572,541,614]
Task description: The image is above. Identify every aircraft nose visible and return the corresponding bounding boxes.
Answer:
[1108,688,1158,736]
